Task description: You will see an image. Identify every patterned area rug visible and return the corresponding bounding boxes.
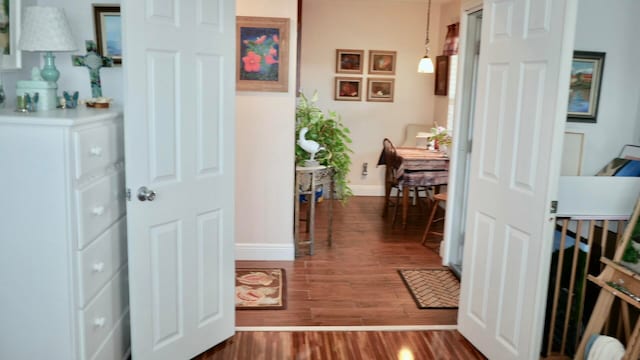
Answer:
[398,269,460,309]
[235,268,286,310]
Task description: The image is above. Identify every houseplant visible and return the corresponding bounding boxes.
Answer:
[296,92,353,201]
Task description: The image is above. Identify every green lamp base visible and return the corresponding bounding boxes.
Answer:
[40,51,60,83]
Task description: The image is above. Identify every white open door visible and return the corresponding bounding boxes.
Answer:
[122,0,235,359]
[458,0,577,358]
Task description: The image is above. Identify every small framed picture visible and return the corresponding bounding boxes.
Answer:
[567,51,606,123]
[93,5,122,65]
[369,50,396,75]
[367,78,394,102]
[334,77,362,101]
[336,49,364,74]
[435,55,449,96]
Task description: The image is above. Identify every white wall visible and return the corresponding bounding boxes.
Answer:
[35,0,123,106]
[300,0,442,195]
[566,0,640,175]
[235,0,298,259]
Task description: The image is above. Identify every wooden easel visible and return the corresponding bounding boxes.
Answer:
[575,197,640,359]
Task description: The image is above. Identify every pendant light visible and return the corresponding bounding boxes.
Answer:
[417,0,434,73]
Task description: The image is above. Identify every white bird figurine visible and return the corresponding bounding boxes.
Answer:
[297,127,325,161]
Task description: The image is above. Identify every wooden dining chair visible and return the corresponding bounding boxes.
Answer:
[422,192,447,244]
[382,138,401,219]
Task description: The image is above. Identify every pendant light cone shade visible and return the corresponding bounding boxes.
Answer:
[418,0,434,73]
[418,56,434,73]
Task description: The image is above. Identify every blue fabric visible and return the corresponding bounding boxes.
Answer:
[585,334,600,359]
[615,160,640,177]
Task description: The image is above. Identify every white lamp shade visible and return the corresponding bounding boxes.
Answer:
[417,56,434,73]
[19,6,76,52]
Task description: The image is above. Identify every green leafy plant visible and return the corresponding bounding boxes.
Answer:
[431,126,452,148]
[296,92,353,201]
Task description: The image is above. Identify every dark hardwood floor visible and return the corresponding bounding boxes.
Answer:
[195,330,485,359]
[236,195,454,326]
[193,196,486,360]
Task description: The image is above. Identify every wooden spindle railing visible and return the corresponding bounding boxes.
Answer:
[543,216,628,359]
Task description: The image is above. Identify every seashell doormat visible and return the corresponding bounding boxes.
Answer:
[235,268,286,310]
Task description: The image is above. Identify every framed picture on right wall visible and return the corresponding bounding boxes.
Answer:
[434,55,449,96]
[567,51,606,123]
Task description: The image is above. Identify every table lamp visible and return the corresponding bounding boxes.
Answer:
[19,6,77,84]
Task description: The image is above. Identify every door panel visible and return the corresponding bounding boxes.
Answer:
[123,0,235,359]
[458,0,577,358]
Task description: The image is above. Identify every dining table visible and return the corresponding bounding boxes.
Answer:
[379,147,450,228]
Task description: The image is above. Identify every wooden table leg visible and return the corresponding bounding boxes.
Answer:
[383,179,391,217]
[402,186,410,229]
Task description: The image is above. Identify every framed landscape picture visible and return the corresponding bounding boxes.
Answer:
[368,50,396,75]
[567,51,605,123]
[93,5,122,65]
[336,49,364,74]
[335,77,362,101]
[236,16,290,92]
[366,78,394,102]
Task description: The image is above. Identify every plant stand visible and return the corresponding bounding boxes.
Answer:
[294,165,334,256]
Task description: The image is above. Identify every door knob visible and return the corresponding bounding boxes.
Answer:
[137,186,156,201]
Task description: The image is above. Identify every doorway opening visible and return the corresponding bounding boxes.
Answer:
[447,9,482,278]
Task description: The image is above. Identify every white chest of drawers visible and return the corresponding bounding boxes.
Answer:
[0,108,130,360]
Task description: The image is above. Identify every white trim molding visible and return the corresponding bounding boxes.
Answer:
[235,243,295,261]
[236,325,458,332]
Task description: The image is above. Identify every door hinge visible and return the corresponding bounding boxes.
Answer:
[468,139,472,153]
[550,200,558,214]
[126,188,132,202]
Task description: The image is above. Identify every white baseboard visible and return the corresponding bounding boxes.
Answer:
[235,243,295,261]
[350,184,385,196]
[236,325,457,332]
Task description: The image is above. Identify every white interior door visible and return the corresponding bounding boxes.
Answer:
[122,0,236,359]
[458,0,577,358]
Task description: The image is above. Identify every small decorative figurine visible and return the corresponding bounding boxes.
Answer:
[31,67,44,81]
[63,91,79,109]
[297,127,325,167]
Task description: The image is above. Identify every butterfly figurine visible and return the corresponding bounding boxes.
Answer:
[63,91,79,109]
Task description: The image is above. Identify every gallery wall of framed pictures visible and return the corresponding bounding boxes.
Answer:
[334,49,396,102]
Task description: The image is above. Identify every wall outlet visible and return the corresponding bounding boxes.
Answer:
[362,162,368,176]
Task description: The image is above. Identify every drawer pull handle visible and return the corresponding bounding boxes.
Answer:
[91,206,105,216]
[92,262,105,273]
[90,147,103,156]
[93,317,106,328]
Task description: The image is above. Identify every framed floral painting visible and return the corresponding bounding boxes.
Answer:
[335,77,362,101]
[236,16,290,92]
